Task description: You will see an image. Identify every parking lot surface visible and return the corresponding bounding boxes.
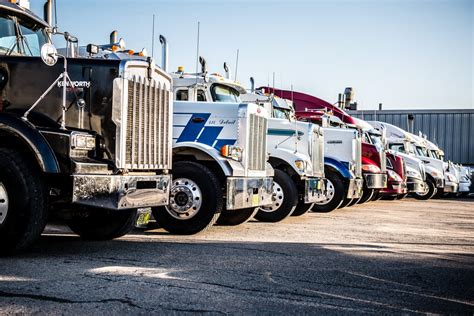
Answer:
[0,197,473,314]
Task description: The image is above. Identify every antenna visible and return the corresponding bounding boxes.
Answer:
[195,21,200,86]
[234,49,239,82]
[53,0,58,27]
[272,72,275,95]
[151,14,155,58]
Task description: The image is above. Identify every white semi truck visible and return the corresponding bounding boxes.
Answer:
[241,89,326,220]
[170,65,325,222]
[158,49,273,232]
[369,121,443,200]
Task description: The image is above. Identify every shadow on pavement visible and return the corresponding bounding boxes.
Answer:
[0,234,473,314]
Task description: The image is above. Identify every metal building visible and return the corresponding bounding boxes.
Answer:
[348,109,474,166]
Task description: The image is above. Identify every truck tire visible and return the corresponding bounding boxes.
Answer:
[291,200,314,217]
[358,188,375,204]
[0,148,48,254]
[432,188,444,199]
[216,207,258,226]
[397,193,408,200]
[312,172,344,213]
[338,198,353,209]
[348,196,361,207]
[67,209,138,240]
[152,161,223,235]
[412,179,436,200]
[255,169,298,222]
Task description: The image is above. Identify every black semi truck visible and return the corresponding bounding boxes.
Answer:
[0,0,173,253]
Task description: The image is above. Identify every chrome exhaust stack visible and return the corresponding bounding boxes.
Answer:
[159,35,168,72]
[43,0,53,26]
[110,30,118,45]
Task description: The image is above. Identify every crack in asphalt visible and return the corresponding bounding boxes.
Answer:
[0,290,141,309]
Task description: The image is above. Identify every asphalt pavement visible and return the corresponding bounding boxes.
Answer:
[0,197,473,314]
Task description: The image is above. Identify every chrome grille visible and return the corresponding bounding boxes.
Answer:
[380,150,387,172]
[124,76,170,170]
[355,134,363,178]
[311,129,324,176]
[248,114,267,171]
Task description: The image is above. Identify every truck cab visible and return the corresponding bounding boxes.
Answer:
[161,56,273,231]
[240,89,326,220]
[0,0,172,252]
[296,110,363,212]
[425,140,461,197]
[369,121,439,200]
[351,118,388,203]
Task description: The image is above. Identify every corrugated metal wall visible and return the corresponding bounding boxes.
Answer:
[348,109,474,165]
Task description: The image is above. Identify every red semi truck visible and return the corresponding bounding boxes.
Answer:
[261,87,393,204]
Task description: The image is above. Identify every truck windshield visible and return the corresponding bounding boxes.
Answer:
[415,146,428,157]
[273,107,291,120]
[389,143,406,153]
[0,13,47,56]
[429,150,440,160]
[211,84,241,103]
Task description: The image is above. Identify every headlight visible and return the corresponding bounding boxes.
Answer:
[221,145,242,161]
[361,164,381,173]
[294,159,306,171]
[387,169,403,182]
[430,170,442,178]
[406,167,421,178]
[71,133,96,150]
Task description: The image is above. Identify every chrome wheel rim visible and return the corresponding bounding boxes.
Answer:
[166,178,202,220]
[261,181,284,213]
[0,183,9,226]
[417,182,429,196]
[316,179,335,205]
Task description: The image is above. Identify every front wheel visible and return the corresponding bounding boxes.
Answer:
[153,161,223,235]
[358,188,375,204]
[312,172,345,213]
[216,207,258,226]
[67,209,138,240]
[411,179,436,200]
[0,148,48,254]
[291,200,314,217]
[254,169,298,223]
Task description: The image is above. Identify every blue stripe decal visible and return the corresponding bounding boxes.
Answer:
[197,127,224,146]
[268,128,304,136]
[175,112,236,150]
[214,139,236,150]
[177,113,211,142]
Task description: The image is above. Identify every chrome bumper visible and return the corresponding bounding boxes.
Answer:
[406,177,425,193]
[347,178,364,199]
[72,174,171,210]
[304,177,326,203]
[459,182,471,193]
[364,173,388,189]
[226,177,273,210]
[444,181,459,193]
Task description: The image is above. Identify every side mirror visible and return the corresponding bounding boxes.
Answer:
[40,43,58,66]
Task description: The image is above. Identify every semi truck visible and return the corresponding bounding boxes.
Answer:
[263,87,384,207]
[169,64,322,223]
[369,122,438,200]
[0,0,172,253]
[241,88,326,220]
[296,110,363,212]
[159,53,273,231]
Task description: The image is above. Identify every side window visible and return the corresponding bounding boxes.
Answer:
[197,90,206,102]
[176,90,188,101]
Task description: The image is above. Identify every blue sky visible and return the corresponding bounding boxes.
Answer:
[31,0,473,109]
